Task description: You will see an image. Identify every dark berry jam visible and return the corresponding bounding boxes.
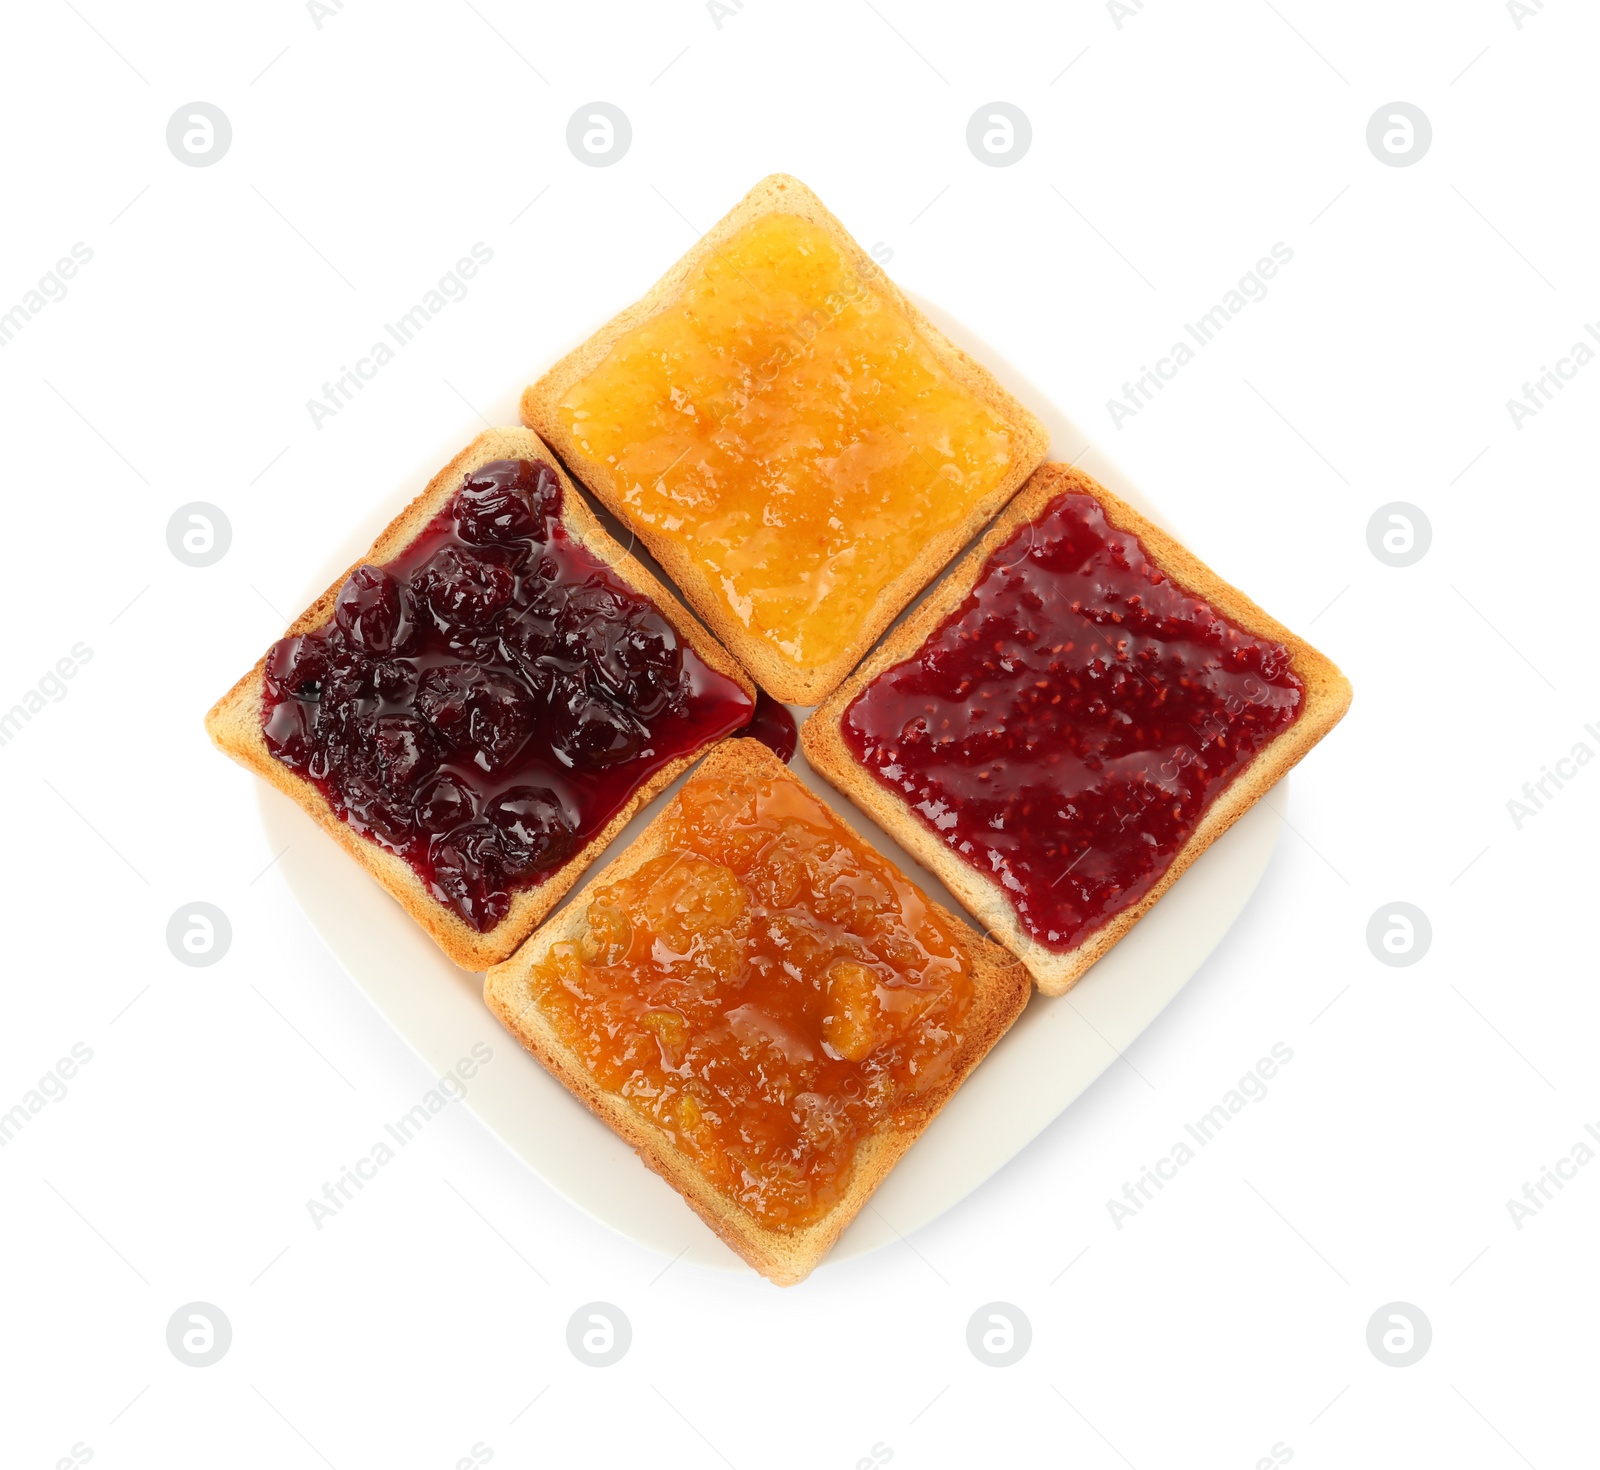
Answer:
[261,459,754,933]
[840,491,1303,953]
[736,691,798,763]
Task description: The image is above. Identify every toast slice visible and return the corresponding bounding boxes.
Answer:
[803,462,1353,997]
[522,173,1049,705]
[484,739,1030,1285]
[206,427,756,971]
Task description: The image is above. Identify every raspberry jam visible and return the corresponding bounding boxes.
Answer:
[260,460,754,933]
[840,491,1303,953]
[526,759,974,1230]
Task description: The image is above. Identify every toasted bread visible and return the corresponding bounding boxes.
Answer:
[206,427,755,971]
[802,462,1353,997]
[483,739,1030,1285]
[522,173,1049,705]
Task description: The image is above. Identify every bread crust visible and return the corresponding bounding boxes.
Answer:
[204,427,756,972]
[802,462,1354,997]
[483,739,1031,1285]
[521,173,1049,705]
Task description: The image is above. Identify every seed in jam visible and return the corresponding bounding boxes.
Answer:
[259,459,754,933]
[840,491,1305,954]
[555,211,1023,674]
[526,760,976,1232]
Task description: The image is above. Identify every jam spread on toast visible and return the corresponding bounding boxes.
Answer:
[260,459,753,933]
[555,211,1020,673]
[841,490,1303,953]
[736,691,798,763]
[526,761,975,1230]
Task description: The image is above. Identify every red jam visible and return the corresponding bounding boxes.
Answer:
[261,460,753,932]
[840,491,1303,953]
[736,691,798,764]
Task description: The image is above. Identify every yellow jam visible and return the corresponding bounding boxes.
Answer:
[556,211,1020,672]
[526,762,976,1231]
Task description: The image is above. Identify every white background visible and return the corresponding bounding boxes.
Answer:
[2,1,1596,1466]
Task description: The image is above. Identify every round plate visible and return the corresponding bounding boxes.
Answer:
[259,298,1286,1275]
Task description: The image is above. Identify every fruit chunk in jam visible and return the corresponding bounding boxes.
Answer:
[259,460,753,933]
[527,762,975,1231]
[841,491,1304,953]
[555,211,1021,672]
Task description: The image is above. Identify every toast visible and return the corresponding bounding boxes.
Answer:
[484,739,1030,1285]
[522,173,1049,705]
[803,462,1353,997]
[206,427,756,971]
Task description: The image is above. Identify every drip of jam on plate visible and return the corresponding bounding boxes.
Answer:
[527,761,975,1231]
[736,691,798,763]
[841,491,1303,954]
[260,460,754,932]
[556,210,1020,673]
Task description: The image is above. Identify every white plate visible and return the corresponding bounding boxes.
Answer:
[260,300,1286,1275]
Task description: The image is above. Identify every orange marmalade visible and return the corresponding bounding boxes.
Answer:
[527,761,976,1230]
[555,211,1020,672]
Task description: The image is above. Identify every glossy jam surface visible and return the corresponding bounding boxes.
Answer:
[260,460,753,933]
[526,763,975,1230]
[736,691,798,763]
[557,211,1019,672]
[842,492,1303,953]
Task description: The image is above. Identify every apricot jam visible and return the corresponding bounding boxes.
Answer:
[527,760,975,1230]
[841,491,1304,953]
[259,460,753,933]
[555,211,1020,673]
